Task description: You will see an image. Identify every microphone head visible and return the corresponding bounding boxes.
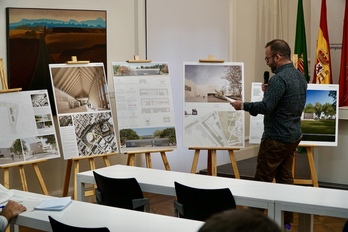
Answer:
[264,71,270,84]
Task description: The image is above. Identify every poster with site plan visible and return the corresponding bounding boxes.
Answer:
[112,62,176,152]
[0,90,60,165]
[183,62,245,148]
[49,63,118,159]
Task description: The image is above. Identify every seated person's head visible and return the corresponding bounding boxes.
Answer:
[198,209,281,232]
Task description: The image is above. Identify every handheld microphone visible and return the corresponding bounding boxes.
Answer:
[264,71,270,84]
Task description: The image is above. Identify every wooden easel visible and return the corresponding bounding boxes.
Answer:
[61,55,116,199]
[293,145,319,187]
[0,159,49,195]
[124,148,172,170]
[63,152,116,200]
[126,55,152,63]
[0,58,49,194]
[199,55,225,63]
[189,147,240,178]
[0,58,21,93]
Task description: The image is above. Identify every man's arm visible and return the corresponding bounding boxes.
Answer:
[0,215,8,232]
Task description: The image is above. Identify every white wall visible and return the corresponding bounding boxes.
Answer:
[146,0,235,172]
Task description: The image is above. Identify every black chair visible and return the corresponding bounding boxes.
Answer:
[93,171,150,212]
[48,216,110,232]
[173,181,236,221]
[343,220,348,232]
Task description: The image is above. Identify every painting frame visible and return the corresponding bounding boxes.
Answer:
[6,7,107,114]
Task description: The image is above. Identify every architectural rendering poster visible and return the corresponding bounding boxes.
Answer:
[249,82,264,144]
[0,90,60,165]
[249,83,339,146]
[112,62,176,152]
[183,62,245,148]
[49,63,118,159]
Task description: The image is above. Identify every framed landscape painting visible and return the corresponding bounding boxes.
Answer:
[6,8,107,114]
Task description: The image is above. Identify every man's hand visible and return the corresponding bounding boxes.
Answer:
[231,100,243,110]
[1,200,27,222]
[262,83,268,93]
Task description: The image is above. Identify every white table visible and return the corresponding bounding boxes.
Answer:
[10,189,204,232]
[274,184,348,231]
[76,165,288,219]
[77,165,348,232]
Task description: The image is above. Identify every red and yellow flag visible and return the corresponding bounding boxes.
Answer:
[339,0,348,106]
[313,0,332,84]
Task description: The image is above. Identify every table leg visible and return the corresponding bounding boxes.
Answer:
[77,177,86,201]
[298,213,313,232]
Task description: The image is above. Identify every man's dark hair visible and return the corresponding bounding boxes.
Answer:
[265,39,291,60]
[198,209,281,232]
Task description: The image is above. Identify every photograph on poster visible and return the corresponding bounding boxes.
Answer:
[112,62,176,152]
[0,90,60,165]
[120,126,176,149]
[50,63,110,114]
[50,63,118,159]
[6,8,106,114]
[183,62,244,148]
[249,83,339,146]
[301,84,338,146]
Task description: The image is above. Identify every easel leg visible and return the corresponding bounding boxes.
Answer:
[73,160,80,200]
[306,147,319,187]
[32,163,49,195]
[228,150,240,179]
[160,152,171,170]
[18,165,28,191]
[103,156,111,166]
[145,152,152,168]
[211,150,217,176]
[190,150,200,173]
[63,159,73,197]
[3,168,9,189]
[127,154,135,166]
[88,158,96,170]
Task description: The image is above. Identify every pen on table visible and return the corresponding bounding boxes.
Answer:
[0,205,5,209]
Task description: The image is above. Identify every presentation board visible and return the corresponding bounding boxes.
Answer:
[112,62,176,152]
[183,62,245,148]
[49,63,118,159]
[249,83,339,146]
[0,90,60,165]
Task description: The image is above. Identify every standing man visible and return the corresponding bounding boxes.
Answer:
[231,39,307,231]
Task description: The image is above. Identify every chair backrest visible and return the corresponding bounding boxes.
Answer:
[93,171,145,211]
[174,181,236,221]
[343,220,348,232]
[48,216,110,232]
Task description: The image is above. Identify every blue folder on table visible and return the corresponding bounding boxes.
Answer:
[34,197,72,211]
